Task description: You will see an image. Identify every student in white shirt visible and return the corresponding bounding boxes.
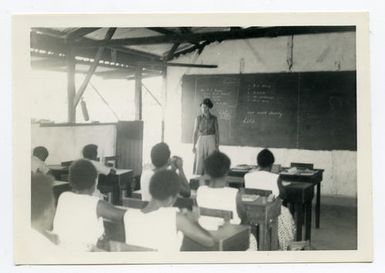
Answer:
[125,170,214,251]
[244,148,296,250]
[31,146,50,175]
[196,151,258,250]
[140,142,190,201]
[82,144,116,199]
[53,159,126,251]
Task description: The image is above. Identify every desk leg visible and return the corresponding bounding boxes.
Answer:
[295,203,304,241]
[258,224,268,250]
[271,219,279,250]
[316,183,321,228]
[305,200,312,241]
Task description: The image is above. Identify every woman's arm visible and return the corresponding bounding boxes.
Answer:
[192,117,199,153]
[176,211,215,248]
[96,200,126,222]
[214,116,219,150]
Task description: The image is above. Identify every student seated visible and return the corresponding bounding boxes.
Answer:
[29,173,62,253]
[53,159,126,251]
[196,151,257,250]
[82,144,116,175]
[140,142,190,201]
[244,148,296,250]
[124,170,214,252]
[82,144,116,199]
[31,146,50,175]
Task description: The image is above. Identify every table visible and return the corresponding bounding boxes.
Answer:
[227,166,324,229]
[48,165,69,181]
[181,223,250,251]
[52,180,71,203]
[196,174,316,242]
[98,169,133,205]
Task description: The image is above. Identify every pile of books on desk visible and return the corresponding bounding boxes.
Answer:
[228,164,256,177]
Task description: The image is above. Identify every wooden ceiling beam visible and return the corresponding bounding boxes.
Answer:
[147,27,177,35]
[66,28,101,41]
[74,26,356,47]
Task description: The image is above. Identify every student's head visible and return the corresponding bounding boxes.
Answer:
[149,170,180,206]
[257,148,275,168]
[69,159,97,193]
[82,144,98,160]
[150,142,171,168]
[33,146,49,161]
[204,151,231,179]
[31,173,55,230]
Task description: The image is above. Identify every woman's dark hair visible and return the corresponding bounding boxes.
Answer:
[257,148,275,168]
[200,98,214,109]
[151,142,171,168]
[82,144,98,160]
[31,173,54,222]
[204,151,231,178]
[33,146,49,161]
[69,159,97,191]
[149,170,180,201]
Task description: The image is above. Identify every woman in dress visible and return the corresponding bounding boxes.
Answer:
[192,98,219,175]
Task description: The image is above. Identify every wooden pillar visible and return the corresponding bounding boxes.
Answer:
[161,65,167,142]
[135,66,142,120]
[67,48,76,123]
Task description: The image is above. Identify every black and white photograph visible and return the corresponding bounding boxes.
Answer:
[12,13,371,264]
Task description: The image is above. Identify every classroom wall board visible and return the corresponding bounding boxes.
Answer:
[182,71,356,151]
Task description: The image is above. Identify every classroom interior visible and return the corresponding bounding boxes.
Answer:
[29,26,357,252]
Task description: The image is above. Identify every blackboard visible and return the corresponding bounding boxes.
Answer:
[182,71,356,151]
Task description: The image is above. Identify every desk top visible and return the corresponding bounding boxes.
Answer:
[53,180,70,187]
[48,165,68,171]
[114,169,133,175]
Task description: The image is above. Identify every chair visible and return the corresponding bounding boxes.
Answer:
[199,207,233,223]
[290,162,314,170]
[121,197,148,209]
[241,188,273,197]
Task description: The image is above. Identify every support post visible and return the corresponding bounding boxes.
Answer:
[161,65,167,142]
[135,66,142,120]
[67,48,76,122]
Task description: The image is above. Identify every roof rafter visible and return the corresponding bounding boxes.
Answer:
[73,26,356,47]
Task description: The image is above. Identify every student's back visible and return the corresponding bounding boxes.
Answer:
[124,207,182,252]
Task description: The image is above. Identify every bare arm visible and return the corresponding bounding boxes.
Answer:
[192,117,199,152]
[96,200,126,222]
[176,211,215,248]
[214,116,219,150]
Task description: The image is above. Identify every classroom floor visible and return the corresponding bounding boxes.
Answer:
[310,204,357,250]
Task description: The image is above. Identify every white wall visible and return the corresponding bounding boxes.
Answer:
[31,123,117,164]
[165,32,357,198]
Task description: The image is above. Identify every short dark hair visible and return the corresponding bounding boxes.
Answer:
[69,159,97,191]
[31,173,54,222]
[82,144,98,160]
[33,146,49,161]
[204,151,231,178]
[150,142,171,168]
[200,98,214,109]
[149,170,180,201]
[257,149,275,168]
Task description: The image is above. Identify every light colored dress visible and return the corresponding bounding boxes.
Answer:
[53,192,104,251]
[123,207,183,252]
[244,170,296,250]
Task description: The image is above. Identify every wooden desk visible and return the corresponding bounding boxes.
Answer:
[241,195,281,250]
[99,169,133,205]
[181,223,250,251]
[48,165,69,181]
[227,167,324,229]
[52,180,71,203]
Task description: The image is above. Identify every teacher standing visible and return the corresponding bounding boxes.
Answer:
[192,98,219,175]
